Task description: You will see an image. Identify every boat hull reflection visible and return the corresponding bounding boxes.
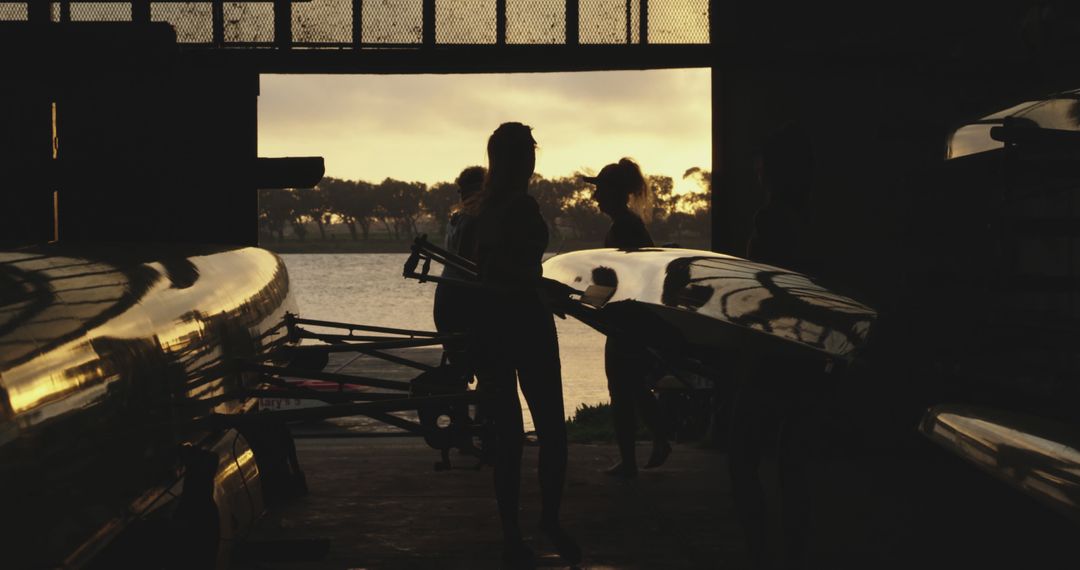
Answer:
[542,248,876,364]
[921,405,1080,522]
[0,243,296,568]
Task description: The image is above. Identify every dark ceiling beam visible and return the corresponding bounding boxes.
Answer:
[180,44,714,74]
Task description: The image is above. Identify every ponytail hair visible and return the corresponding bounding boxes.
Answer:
[618,158,652,224]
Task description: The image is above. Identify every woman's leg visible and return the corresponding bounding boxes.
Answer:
[478,299,534,566]
[605,339,638,474]
[518,317,580,564]
[639,392,671,468]
[778,378,814,569]
[631,358,670,469]
[728,383,769,569]
[778,410,810,569]
[518,341,567,524]
[485,365,524,543]
[635,382,664,440]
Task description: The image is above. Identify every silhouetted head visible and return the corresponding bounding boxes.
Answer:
[582,158,651,221]
[756,123,813,205]
[456,165,486,201]
[483,122,536,202]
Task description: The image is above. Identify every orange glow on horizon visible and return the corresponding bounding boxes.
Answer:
[258,69,712,196]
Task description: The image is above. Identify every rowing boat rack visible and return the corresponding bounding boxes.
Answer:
[196,237,501,473]
[207,313,481,471]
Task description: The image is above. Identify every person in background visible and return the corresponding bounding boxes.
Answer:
[433,165,485,337]
[432,165,488,458]
[731,122,816,569]
[582,158,672,479]
[473,122,581,568]
[746,123,815,273]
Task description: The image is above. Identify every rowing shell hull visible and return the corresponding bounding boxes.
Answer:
[0,243,296,568]
[921,405,1080,521]
[542,248,875,362]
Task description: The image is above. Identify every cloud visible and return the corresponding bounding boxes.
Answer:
[259,69,711,187]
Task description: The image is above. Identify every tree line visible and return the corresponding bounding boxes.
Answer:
[258,168,711,245]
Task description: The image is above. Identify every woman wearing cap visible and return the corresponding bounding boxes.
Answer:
[585,158,672,478]
[473,122,580,567]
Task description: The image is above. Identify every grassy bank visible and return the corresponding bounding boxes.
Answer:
[567,398,721,446]
[565,402,652,443]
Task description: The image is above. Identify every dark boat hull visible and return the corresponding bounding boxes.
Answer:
[0,243,296,568]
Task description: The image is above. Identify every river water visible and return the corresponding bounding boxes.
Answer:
[281,253,610,427]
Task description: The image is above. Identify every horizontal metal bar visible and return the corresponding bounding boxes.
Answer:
[258,375,361,400]
[293,318,440,338]
[243,362,412,391]
[248,389,402,402]
[410,249,475,278]
[421,253,478,279]
[296,331,435,343]
[204,392,476,426]
[292,431,423,439]
[366,411,425,433]
[176,44,714,74]
[286,337,454,352]
[172,387,402,407]
[414,236,479,273]
[366,349,437,372]
[413,236,461,263]
[174,41,711,50]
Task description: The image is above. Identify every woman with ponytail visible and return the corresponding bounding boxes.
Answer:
[473,122,580,568]
[583,158,672,479]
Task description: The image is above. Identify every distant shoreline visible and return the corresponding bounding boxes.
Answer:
[261,237,712,254]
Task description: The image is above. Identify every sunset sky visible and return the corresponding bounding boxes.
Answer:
[258,68,711,194]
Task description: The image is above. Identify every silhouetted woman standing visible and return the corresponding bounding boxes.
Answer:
[583,158,671,478]
[473,122,580,568]
[732,122,816,569]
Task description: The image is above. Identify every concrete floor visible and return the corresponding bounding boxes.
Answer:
[241,438,747,570]
[237,434,1080,570]
[242,353,1078,569]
